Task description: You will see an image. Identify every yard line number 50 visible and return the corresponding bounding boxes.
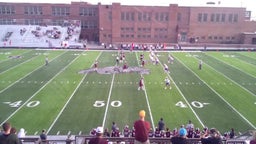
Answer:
[93,101,122,107]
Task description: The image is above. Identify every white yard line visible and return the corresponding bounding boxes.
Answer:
[135,52,155,130]
[177,56,256,129]
[209,54,256,79]
[0,49,33,64]
[48,51,103,133]
[0,51,65,93]
[158,54,205,128]
[202,57,256,98]
[0,51,70,125]
[0,55,39,75]
[102,51,117,128]
[102,73,115,128]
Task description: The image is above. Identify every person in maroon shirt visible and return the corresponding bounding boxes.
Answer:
[134,110,151,144]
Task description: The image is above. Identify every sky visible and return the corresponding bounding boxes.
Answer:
[0,0,255,19]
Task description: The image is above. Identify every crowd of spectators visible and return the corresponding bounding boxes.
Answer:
[89,120,238,140]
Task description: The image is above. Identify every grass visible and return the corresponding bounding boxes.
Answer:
[0,49,255,135]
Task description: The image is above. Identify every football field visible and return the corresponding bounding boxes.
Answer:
[0,49,256,135]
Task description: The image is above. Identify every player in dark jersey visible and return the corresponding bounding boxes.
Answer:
[138,77,144,91]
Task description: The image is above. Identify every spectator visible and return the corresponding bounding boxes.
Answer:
[39,129,47,144]
[112,122,117,132]
[0,122,20,144]
[87,126,108,144]
[201,128,222,144]
[10,127,17,134]
[165,128,171,138]
[186,120,194,130]
[123,125,130,137]
[134,110,150,144]
[103,128,110,137]
[65,134,72,144]
[170,127,188,144]
[158,118,165,131]
[250,131,256,144]
[229,128,235,139]
[17,128,25,138]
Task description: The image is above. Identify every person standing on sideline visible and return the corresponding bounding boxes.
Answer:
[134,110,151,144]
[39,129,47,144]
[87,126,108,144]
[158,118,165,131]
[170,127,188,144]
[199,60,203,70]
[0,122,20,144]
[186,120,194,130]
[45,56,49,66]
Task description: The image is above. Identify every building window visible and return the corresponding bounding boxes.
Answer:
[198,13,203,22]
[177,13,181,22]
[81,21,97,29]
[108,11,112,20]
[216,14,220,22]
[79,7,96,16]
[24,6,42,15]
[221,14,226,22]
[155,13,159,21]
[52,6,70,16]
[233,14,238,22]
[228,14,233,22]
[121,12,125,20]
[203,13,208,22]
[210,14,215,22]
[0,5,15,15]
[138,12,142,21]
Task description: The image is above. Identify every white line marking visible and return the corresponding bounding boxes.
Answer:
[0,53,39,75]
[48,51,102,134]
[206,55,256,98]
[0,51,71,126]
[181,55,256,129]
[158,55,205,128]
[135,52,155,130]
[102,73,116,128]
[0,51,66,93]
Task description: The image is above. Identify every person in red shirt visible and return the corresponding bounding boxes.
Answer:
[134,110,151,144]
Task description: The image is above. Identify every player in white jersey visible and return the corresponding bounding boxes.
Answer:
[164,77,171,89]
[164,64,170,73]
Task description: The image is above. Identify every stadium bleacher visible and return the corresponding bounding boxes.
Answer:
[0,22,82,48]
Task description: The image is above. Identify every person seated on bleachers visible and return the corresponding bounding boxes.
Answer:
[165,127,172,138]
[148,128,154,138]
[90,128,96,136]
[123,125,130,137]
[194,128,201,138]
[154,127,161,137]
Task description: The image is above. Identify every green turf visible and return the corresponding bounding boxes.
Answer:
[0,49,255,135]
